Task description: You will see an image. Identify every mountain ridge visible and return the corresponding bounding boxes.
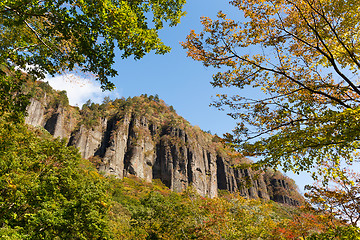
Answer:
[24,80,302,205]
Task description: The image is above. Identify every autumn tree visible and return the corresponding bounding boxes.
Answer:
[0,0,186,90]
[305,167,360,227]
[182,0,360,177]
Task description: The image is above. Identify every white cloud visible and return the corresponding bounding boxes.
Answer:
[44,74,121,107]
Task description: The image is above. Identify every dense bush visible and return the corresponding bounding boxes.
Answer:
[0,120,112,239]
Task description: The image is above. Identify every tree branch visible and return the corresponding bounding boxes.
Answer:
[284,0,360,98]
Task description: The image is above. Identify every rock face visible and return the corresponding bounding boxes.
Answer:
[25,97,78,140]
[25,92,302,205]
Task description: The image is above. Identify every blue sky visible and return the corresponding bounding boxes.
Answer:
[46,0,312,192]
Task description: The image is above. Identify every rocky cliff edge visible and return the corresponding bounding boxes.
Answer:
[25,81,302,205]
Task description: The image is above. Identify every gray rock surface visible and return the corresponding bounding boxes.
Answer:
[25,98,45,127]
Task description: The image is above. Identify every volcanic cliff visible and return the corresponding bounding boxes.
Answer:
[24,81,302,205]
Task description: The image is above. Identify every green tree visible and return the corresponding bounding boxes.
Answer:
[0,66,30,122]
[0,120,112,239]
[1,0,186,90]
[182,0,360,177]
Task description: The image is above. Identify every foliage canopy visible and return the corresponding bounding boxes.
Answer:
[0,0,186,90]
[182,0,360,176]
[0,120,112,239]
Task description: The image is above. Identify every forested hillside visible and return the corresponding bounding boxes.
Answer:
[0,77,354,239]
[0,117,349,239]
